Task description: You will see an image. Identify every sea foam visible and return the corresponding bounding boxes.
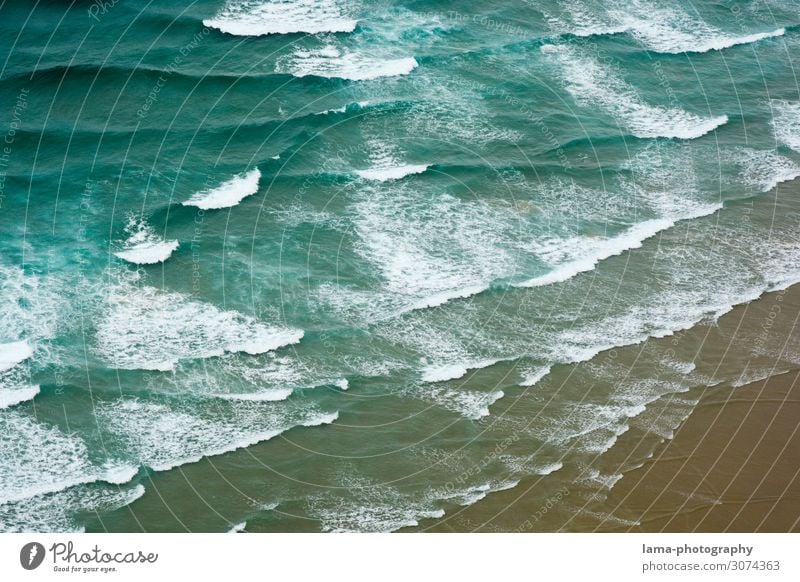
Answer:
[203,0,357,36]
[0,265,66,345]
[356,164,429,182]
[277,45,418,80]
[736,149,800,193]
[114,216,179,265]
[519,365,552,387]
[349,178,521,314]
[0,340,39,409]
[95,275,303,371]
[421,358,501,384]
[552,0,785,54]
[423,385,505,420]
[354,139,430,181]
[771,100,800,152]
[95,398,338,472]
[0,410,137,505]
[515,146,724,290]
[541,44,727,139]
[0,340,33,373]
[612,1,785,54]
[183,168,261,210]
[0,385,39,409]
[310,473,446,533]
[544,0,628,38]
[0,483,145,533]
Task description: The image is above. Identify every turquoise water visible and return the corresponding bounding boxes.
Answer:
[1,0,800,532]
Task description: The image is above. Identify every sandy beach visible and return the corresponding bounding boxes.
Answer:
[413,282,800,532]
[601,369,800,532]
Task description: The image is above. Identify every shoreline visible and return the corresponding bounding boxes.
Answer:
[600,368,800,532]
[412,282,800,532]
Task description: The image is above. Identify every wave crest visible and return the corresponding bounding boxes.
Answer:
[183,168,261,210]
[203,0,357,36]
[114,216,179,265]
[541,44,727,139]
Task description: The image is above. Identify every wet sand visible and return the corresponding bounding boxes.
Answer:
[601,368,800,532]
[414,283,800,532]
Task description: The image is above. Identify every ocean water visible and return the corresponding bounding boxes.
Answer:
[1,0,799,532]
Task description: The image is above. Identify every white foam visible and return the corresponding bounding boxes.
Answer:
[449,484,493,506]
[115,240,178,264]
[356,164,429,181]
[277,45,418,80]
[213,388,293,401]
[382,174,800,459]
[95,274,303,371]
[554,0,786,53]
[322,505,443,533]
[381,318,513,416]
[311,474,446,533]
[350,182,519,311]
[516,218,673,288]
[423,224,800,441]
[405,83,524,147]
[315,105,347,115]
[771,100,800,152]
[100,463,139,485]
[228,521,247,533]
[203,0,357,36]
[96,398,338,472]
[0,410,137,505]
[421,358,500,383]
[768,271,800,293]
[0,340,33,373]
[0,385,39,409]
[541,44,727,139]
[526,399,638,457]
[731,368,785,388]
[406,285,489,312]
[355,140,430,194]
[312,100,369,116]
[548,260,800,379]
[0,483,145,533]
[610,1,785,54]
[536,461,564,476]
[519,365,552,387]
[545,0,628,37]
[423,386,505,420]
[0,265,64,350]
[500,456,565,477]
[582,468,623,490]
[421,363,469,384]
[183,168,261,210]
[438,480,520,507]
[737,148,800,192]
[586,423,632,453]
[516,148,724,289]
[154,351,350,404]
[0,340,41,410]
[663,28,784,54]
[672,361,696,375]
[114,216,178,265]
